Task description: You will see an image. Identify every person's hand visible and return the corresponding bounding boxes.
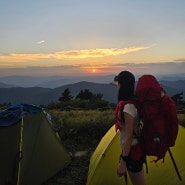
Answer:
[117,159,127,177]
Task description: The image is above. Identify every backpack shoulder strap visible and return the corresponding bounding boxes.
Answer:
[115,100,135,132]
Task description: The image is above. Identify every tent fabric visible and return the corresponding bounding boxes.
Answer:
[0,104,71,185]
[0,104,42,126]
[87,125,185,185]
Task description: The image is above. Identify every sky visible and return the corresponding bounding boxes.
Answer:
[0,0,185,76]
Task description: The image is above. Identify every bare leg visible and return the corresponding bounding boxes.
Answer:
[128,168,146,185]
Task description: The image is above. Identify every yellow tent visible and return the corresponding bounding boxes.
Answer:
[87,125,185,185]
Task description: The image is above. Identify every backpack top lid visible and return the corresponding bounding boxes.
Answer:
[136,75,162,103]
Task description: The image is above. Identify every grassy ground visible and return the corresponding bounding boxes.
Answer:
[42,110,114,185]
[42,111,185,185]
[42,154,91,185]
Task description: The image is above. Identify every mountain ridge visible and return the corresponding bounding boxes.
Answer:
[0,80,184,106]
[1,74,185,88]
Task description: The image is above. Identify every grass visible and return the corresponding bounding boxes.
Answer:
[42,109,115,185]
[178,113,185,127]
[42,110,185,185]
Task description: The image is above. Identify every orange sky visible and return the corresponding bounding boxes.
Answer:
[1,1,185,76]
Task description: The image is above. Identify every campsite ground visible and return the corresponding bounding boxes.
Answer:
[42,130,105,185]
[43,153,91,185]
[42,110,185,185]
[42,110,114,185]
[41,110,185,185]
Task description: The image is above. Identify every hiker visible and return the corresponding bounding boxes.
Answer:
[114,71,146,185]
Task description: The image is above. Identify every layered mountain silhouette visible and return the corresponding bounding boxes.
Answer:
[0,80,184,106]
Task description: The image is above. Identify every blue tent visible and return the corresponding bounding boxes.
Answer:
[0,104,42,126]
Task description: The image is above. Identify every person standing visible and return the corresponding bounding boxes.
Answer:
[114,71,146,185]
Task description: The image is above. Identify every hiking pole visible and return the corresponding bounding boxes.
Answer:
[124,173,128,185]
[168,148,182,181]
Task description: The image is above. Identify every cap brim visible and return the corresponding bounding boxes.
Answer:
[114,75,118,82]
[110,75,119,86]
[110,81,119,86]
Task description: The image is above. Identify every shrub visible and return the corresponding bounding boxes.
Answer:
[178,113,185,127]
[49,109,114,152]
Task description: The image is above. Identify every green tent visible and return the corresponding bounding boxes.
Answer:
[87,125,185,185]
[0,104,71,185]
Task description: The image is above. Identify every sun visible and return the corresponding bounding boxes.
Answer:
[92,69,96,73]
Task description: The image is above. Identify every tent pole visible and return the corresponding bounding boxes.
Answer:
[16,106,24,185]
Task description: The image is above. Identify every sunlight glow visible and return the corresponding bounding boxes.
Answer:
[50,46,150,59]
[0,46,151,63]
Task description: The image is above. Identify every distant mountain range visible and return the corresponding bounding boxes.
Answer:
[0,82,15,88]
[0,82,117,105]
[0,75,116,88]
[0,79,184,106]
[0,73,185,88]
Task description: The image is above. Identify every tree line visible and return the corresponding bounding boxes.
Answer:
[46,88,114,110]
[46,88,185,110]
[0,88,184,110]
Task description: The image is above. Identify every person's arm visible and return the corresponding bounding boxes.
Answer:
[121,112,135,157]
[117,112,134,177]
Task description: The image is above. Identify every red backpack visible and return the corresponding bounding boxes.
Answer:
[136,74,181,180]
[136,74,178,159]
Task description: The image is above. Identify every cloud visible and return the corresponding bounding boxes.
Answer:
[0,53,51,62]
[36,40,45,44]
[54,46,150,59]
[0,61,185,76]
[0,46,150,63]
[174,59,185,62]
